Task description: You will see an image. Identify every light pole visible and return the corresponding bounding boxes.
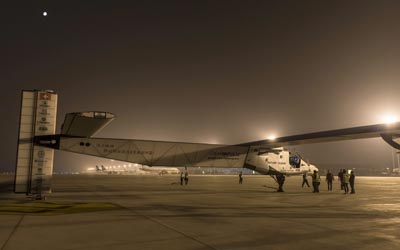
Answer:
[392,148,395,173]
[397,151,400,168]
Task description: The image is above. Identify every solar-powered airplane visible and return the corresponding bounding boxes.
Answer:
[15,90,400,199]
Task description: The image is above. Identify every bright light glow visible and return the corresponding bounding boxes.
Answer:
[202,137,220,144]
[43,11,47,16]
[267,134,277,141]
[381,115,399,124]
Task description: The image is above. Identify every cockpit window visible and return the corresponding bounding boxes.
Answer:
[290,156,300,168]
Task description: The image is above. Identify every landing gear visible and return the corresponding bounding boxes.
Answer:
[273,174,285,192]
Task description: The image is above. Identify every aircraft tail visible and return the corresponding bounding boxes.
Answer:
[14,90,58,197]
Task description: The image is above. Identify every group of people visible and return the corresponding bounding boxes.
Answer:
[179,169,355,194]
[337,169,356,194]
[302,169,355,194]
[301,170,322,192]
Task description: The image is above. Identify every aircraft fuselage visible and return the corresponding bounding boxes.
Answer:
[244,148,318,175]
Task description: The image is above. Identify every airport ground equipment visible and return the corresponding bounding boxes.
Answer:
[14,90,58,199]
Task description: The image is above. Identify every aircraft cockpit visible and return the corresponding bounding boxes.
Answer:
[289,152,301,168]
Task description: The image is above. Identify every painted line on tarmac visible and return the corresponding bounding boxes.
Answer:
[87,186,220,250]
[0,201,120,215]
[0,215,24,250]
[115,203,220,250]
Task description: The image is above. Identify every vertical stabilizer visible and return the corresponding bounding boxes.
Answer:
[14,90,58,198]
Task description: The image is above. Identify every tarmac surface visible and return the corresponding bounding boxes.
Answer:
[0,174,400,250]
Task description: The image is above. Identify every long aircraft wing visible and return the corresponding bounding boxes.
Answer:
[36,112,400,168]
[238,122,400,149]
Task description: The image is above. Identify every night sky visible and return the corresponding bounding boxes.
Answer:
[2,1,400,172]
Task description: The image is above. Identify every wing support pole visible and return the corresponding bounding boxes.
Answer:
[381,134,400,150]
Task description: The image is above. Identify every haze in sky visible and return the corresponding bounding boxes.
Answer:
[1,1,400,172]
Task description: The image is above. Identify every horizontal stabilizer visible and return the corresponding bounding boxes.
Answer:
[61,112,115,137]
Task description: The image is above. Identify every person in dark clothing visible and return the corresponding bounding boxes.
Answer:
[180,171,184,186]
[326,170,334,191]
[239,171,243,184]
[302,173,310,188]
[342,169,349,194]
[338,169,344,190]
[349,171,355,194]
[276,174,285,192]
[184,171,189,185]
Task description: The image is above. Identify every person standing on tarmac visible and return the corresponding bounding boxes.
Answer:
[338,169,344,190]
[239,171,243,184]
[349,171,356,194]
[326,170,334,191]
[276,174,285,192]
[343,169,350,194]
[312,170,321,193]
[302,172,310,188]
[180,171,184,186]
[184,171,189,185]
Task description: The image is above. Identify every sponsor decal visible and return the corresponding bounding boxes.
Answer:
[40,108,48,115]
[38,126,48,131]
[103,148,153,155]
[37,150,45,158]
[40,92,51,100]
